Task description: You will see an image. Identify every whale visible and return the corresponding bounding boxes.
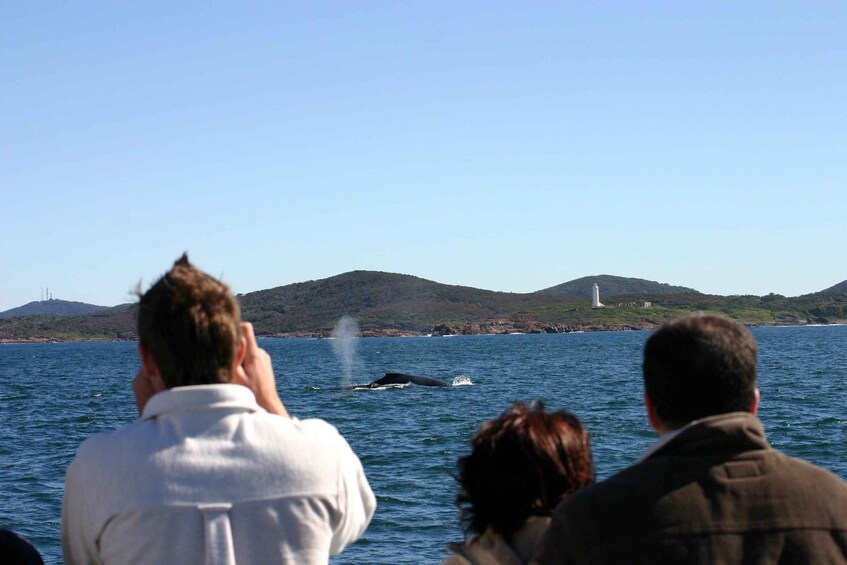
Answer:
[333,372,451,390]
[372,372,451,387]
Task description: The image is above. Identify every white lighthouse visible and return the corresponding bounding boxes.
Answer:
[592,283,604,308]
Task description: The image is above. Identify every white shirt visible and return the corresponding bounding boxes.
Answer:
[61,385,376,565]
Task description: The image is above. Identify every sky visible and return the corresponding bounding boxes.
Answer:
[2,2,845,311]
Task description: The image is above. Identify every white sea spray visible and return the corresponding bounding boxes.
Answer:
[330,315,361,388]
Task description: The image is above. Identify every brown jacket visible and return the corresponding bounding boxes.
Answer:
[534,412,847,564]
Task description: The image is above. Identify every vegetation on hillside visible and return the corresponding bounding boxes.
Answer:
[0,304,135,341]
[821,279,847,294]
[238,271,567,335]
[535,274,698,297]
[1,272,845,342]
[0,299,109,319]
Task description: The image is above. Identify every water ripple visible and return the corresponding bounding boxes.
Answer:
[1,328,845,563]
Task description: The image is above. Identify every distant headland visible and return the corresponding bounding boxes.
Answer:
[2,272,845,343]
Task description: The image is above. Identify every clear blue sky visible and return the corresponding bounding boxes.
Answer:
[2,3,845,311]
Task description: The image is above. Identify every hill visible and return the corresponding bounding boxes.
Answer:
[238,270,573,335]
[0,303,135,341]
[2,272,845,342]
[820,280,847,294]
[536,275,699,298]
[0,299,109,319]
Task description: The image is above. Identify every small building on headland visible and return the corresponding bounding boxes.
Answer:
[616,300,652,308]
[592,283,652,308]
[592,283,605,308]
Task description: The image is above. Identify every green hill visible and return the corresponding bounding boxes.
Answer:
[820,280,847,294]
[0,299,109,319]
[0,303,135,341]
[1,272,845,342]
[238,270,569,335]
[536,275,699,297]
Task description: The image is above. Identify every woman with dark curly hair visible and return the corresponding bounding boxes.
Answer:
[444,401,594,564]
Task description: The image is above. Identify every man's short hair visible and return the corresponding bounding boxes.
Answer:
[643,313,757,428]
[137,254,242,388]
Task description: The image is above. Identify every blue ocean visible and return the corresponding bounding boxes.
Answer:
[1,325,845,563]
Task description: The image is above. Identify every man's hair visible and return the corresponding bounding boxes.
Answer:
[137,254,242,388]
[643,313,758,427]
[455,401,594,538]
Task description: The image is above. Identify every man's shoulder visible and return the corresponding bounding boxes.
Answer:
[75,414,347,453]
[583,451,676,492]
[555,439,753,519]
[67,420,156,483]
[74,419,148,457]
[770,450,847,496]
[265,415,346,442]
[258,415,358,459]
[558,443,847,524]
[289,416,341,435]
[560,458,658,512]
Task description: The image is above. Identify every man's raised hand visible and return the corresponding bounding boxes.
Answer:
[234,322,289,417]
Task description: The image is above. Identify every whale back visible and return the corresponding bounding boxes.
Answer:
[374,372,451,387]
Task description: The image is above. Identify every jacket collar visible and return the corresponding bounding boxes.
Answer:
[638,412,768,463]
[141,384,261,420]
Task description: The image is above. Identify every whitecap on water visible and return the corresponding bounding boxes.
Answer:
[451,376,473,386]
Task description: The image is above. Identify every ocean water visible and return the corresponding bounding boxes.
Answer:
[1,325,845,563]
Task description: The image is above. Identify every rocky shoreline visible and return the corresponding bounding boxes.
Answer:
[262,318,842,339]
[3,318,844,344]
[0,336,136,344]
[256,319,655,339]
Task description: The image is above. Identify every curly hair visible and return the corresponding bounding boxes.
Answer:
[454,401,594,538]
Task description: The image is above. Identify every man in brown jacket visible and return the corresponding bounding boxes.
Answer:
[534,314,847,564]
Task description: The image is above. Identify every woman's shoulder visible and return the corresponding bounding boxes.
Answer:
[442,548,473,565]
[443,524,544,565]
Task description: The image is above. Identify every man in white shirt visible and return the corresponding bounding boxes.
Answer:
[62,254,376,565]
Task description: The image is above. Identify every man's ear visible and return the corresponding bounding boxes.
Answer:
[138,344,166,392]
[139,344,153,373]
[233,334,247,370]
[644,393,667,435]
[750,388,760,416]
